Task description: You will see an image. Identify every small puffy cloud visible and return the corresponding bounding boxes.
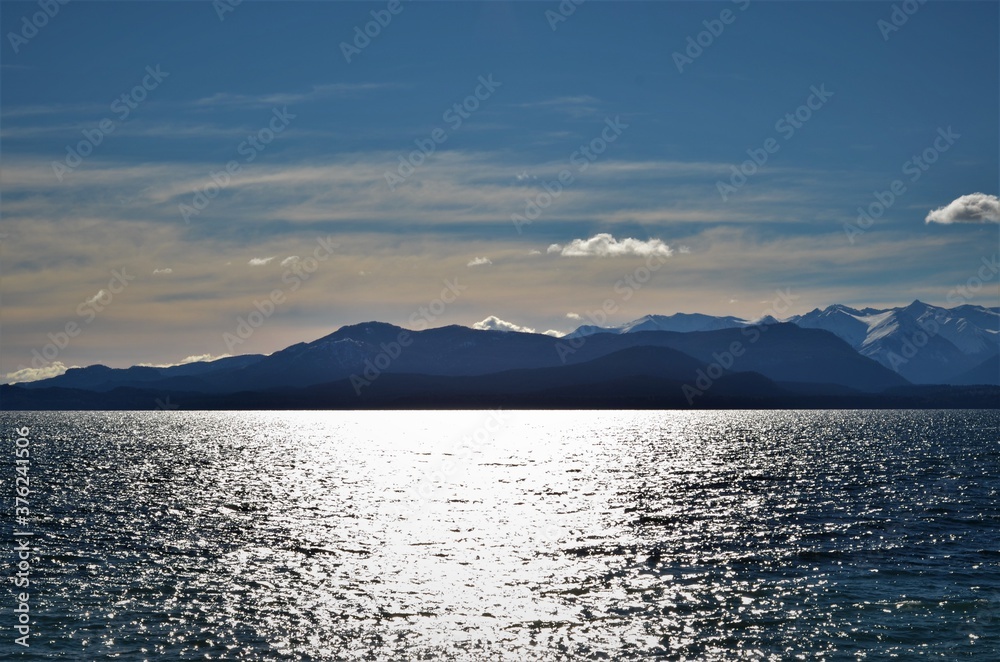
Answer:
[467,256,492,267]
[280,256,299,267]
[679,245,691,254]
[542,329,564,337]
[472,316,536,334]
[527,250,542,256]
[925,193,1000,224]
[152,268,173,275]
[248,256,275,266]
[85,289,108,305]
[5,361,74,384]
[565,312,582,320]
[547,233,674,258]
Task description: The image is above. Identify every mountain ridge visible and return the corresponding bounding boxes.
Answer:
[567,300,998,385]
[8,301,997,408]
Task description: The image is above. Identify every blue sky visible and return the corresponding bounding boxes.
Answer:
[1,1,998,379]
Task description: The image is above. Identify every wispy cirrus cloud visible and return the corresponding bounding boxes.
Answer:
[194,82,399,108]
[515,95,601,119]
[0,151,845,236]
[0,102,109,120]
[1,82,398,127]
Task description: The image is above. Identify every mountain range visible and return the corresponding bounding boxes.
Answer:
[567,300,999,386]
[2,300,997,410]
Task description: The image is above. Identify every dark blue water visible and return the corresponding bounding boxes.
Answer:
[3,410,999,659]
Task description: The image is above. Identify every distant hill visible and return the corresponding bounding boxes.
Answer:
[948,353,1000,386]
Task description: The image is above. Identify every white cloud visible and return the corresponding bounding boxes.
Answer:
[194,83,396,108]
[138,353,232,368]
[925,193,1000,224]
[679,245,692,254]
[472,316,536,334]
[280,256,300,267]
[5,361,74,384]
[85,289,108,305]
[517,95,601,118]
[565,312,582,320]
[248,256,275,266]
[152,267,173,275]
[542,329,564,337]
[527,250,542,256]
[180,353,230,364]
[546,233,674,258]
[467,256,492,267]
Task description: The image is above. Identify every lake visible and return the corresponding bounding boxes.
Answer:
[3,410,999,659]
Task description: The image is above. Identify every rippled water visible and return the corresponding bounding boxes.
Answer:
[3,410,999,659]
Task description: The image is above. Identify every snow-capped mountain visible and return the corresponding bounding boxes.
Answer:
[618,313,750,334]
[787,304,886,348]
[856,304,981,383]
[787,301,999,383]
[9,305,998,410]
[566,312,776,338]
[567,301,999,384]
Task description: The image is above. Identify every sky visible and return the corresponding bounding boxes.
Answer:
[1,0,998,381]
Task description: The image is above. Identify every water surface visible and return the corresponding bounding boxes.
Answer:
[3,410,999,659]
